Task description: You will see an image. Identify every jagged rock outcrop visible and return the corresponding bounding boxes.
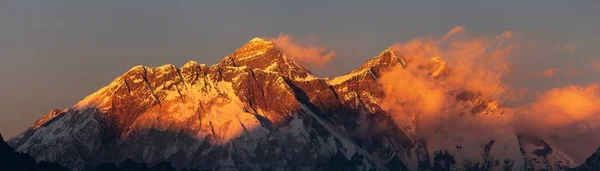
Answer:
[8,38,582,171]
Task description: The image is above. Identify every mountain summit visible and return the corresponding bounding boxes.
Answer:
[330,47,405,85]
[8,38,579,170]
[217,37,316,80]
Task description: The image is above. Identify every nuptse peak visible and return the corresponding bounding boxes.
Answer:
[8,37,574,171]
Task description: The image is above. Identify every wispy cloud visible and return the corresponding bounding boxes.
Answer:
[594,60,600,72]
[541,68,559,78]
[268,33,336,68]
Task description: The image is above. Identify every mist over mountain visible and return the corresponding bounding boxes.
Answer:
[4,30,600,171]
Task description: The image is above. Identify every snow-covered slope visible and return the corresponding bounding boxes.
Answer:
[9,38,578,171]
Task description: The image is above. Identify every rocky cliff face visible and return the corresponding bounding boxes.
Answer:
[8,38,581,171]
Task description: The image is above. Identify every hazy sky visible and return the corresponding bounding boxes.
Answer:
[1,0,599,138]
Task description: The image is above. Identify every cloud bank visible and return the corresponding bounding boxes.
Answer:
[378,26,599,163]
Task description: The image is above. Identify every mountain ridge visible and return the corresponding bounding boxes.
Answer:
[7,37,587,171]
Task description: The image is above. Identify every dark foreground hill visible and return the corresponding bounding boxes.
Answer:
[1,134,183,171]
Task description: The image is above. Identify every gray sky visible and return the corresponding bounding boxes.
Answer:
[1,0,599,138]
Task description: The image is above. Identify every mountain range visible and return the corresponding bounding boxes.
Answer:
[3,38,599,171]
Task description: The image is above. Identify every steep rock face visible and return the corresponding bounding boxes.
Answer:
[9,38,579,171]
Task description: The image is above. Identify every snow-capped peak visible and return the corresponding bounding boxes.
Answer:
[329,47,405,84]
[228,37,276,61]
[248,37,273,46]
[212,37,317,81]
